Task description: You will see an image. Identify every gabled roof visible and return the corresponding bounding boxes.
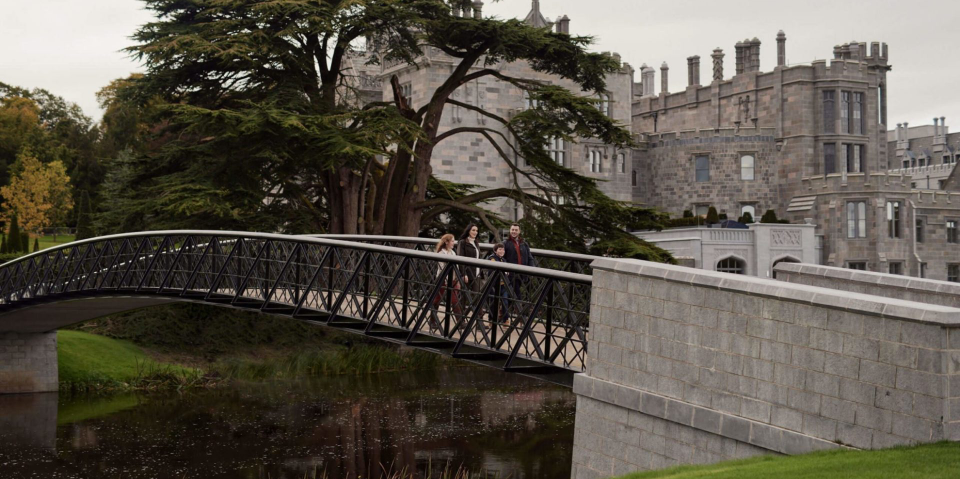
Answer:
[523,0,550,28]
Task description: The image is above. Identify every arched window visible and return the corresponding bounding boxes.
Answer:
[716,257,746,275]
[632,170,638,187]
[772,257,800,279]
[741,155,755,180]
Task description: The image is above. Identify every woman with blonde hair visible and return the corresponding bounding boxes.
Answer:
[432,233,461,328]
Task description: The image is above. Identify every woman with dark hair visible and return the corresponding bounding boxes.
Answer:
[457,224,481,290]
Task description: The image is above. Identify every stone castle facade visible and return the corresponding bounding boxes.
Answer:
[354,1,960,282]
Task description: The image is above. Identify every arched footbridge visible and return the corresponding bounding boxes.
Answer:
[0,232,594,385]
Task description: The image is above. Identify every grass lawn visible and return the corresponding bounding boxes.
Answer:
[37,233,75,251]
[57,330,191,387]
[615,441,960,479]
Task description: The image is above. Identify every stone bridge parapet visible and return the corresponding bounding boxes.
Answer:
[572,258,960,479]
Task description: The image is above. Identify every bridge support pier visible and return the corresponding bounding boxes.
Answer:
[0,332,58,394]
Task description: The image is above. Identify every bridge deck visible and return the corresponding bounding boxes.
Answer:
[0,232,592,385]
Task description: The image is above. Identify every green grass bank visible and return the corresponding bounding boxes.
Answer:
[614,441,960,479]
[58,304,453,392]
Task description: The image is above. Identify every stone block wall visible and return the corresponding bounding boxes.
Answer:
[774,262,960,308]
[0,332,58,393]
[572,258,960,479]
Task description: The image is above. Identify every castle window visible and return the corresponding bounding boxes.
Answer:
[716,257,746,275]
[916,218,925,243]
[523,91,539,110]
[853,92,864,134]
[888,262,903,275]
[547,137,565,166]
[847,261,867,271]
[844,144,864,173]
[945,156,953,165]
[598,92,612,117]
[740,154,755,180]
[400,83,413,107]
[632,170,637,187]
[695,155,710,182]
[823,91,836,133]
[886,201,902,239]
[847,201,867,238]
[617,153,626,173]
[695,205,709,216]
[840,91,850,134]
[823,143,837,174]
[589,150,602,173]
[948,220,958,243]
[949,264,960,282]
[920,263,928,278]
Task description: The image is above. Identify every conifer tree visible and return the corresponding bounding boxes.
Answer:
[33,237,39,252]
[20,232,28,253]
[7,215,21,253]
[0,234,6,254]
[706,207,720,224]
[75,190,94,241]
[761,209,779,223]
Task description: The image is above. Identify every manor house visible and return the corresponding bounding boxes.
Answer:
[355,0,960,282]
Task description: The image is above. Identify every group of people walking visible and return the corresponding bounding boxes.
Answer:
[432,223,535,325]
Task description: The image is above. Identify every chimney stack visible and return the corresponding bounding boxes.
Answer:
[776,30,786,67]
[748,38,761,72]
[687,56,700,87]
[934,118,940,139]
[556,14,570,34]
[472,0,483,19]
[735,41,745,75]
[711,48,724,81]
[661,62,669,94]
[640,64,655,97]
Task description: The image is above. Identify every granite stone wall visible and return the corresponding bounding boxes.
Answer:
[774,262,960,308]
[0,332,58,393]
[572,257,960,478]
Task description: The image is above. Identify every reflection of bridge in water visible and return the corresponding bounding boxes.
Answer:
[0,231,594,391]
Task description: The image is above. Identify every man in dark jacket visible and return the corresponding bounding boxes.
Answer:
[502,223,535,307]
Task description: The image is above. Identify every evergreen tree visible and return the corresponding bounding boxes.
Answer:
[706,207,720,224]
[109,0,672,261]
[738,212,754,224]
[761,209,779,223]
[0,234,6,254]
[682,210,693,218]
[33,237,39,252]
[7,215,21,253]
[75,189,94,240]
[20,232,28,253]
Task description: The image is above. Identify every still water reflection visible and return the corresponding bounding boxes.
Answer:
[0,369,575,479]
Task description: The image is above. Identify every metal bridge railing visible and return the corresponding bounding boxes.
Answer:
[309,235,597,275]
[0,231,592,374]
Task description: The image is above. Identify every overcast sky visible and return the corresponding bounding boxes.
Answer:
[2,0,957,130]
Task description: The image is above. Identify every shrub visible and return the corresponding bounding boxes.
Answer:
[7,215,20,253]
[706,206,720,224]
[739,212,754,224]
[682,210,693,218]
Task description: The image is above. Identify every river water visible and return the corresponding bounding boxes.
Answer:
[0,369,575,479]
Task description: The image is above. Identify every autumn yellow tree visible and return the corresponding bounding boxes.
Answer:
[1,150,74,236]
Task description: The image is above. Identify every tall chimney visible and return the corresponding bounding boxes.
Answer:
[896,123,901,142]
[687,56,700,87]
[711,48,724,81]
[749,38,761,72]
[472,0,483,19]
[660,62,669,94]
[934,118,940,139]
[735,41,745,75]
[640,64,655,97]
[556,15,570,33]
[776,30,786,66]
